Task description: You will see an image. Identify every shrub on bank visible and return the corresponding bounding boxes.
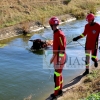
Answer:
[83,92,100,100]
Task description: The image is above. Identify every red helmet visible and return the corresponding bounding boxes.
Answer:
[86,13,95,22]
[49,17,59,25]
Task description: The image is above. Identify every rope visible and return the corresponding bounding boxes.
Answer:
[67,40,73,45]
[77,41,85,48]
[44,53,52,80]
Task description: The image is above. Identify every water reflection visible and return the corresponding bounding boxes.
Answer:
[29,49,45,55]
[0,14,100,100]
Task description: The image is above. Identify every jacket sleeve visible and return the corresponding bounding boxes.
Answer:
[99,24,100,33]
[80,25,87,38]
[58,34,66,51]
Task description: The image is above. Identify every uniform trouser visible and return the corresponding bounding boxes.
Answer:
[53,53,66,95]
[85,49,97,69]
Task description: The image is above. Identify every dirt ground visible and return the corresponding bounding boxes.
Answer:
[58,62,100,100]
[0,14,74,41]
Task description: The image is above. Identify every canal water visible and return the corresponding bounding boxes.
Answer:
[0,13,100,100]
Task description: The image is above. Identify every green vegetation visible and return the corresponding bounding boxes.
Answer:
[0,0,100,28]
[84,92,100,100]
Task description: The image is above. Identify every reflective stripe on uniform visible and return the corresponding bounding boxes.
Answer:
[59,53,64,57]
[54,86,60,90]
[60,80,63,84]
[85,53,90,56]
[80,34,84,38]
[91,55,97,59]
[86,63,89,67]
[59,37,63,46]
[54,71,60,77]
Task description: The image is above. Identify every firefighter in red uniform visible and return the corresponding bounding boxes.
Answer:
[49,17,67,100]
[73,13,100,76]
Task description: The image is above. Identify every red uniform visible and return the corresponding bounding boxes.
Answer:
[53,29,66,95]
[79,22,100,65]
[73,14,99,75]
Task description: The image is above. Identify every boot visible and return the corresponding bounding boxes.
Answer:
[91,58,98,68]
[94,61,98,68]
[50,94,57,100]
[58,90,63,96]
[82,69,89,76]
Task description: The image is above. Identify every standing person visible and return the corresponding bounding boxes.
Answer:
[73,13,100,76]
[49,17,67,100]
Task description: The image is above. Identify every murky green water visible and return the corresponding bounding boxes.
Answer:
[0,13,100,100]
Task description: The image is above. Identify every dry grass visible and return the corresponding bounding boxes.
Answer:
[60,69,100,100]
[0,0,100,28]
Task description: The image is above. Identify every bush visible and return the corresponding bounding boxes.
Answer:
[85,92,100,100]
[71,10,86,19]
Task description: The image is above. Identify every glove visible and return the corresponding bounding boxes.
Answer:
[73,36,80,41]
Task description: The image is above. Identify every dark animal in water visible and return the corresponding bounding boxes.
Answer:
[30,39,47,50]
[29,39,53,50]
